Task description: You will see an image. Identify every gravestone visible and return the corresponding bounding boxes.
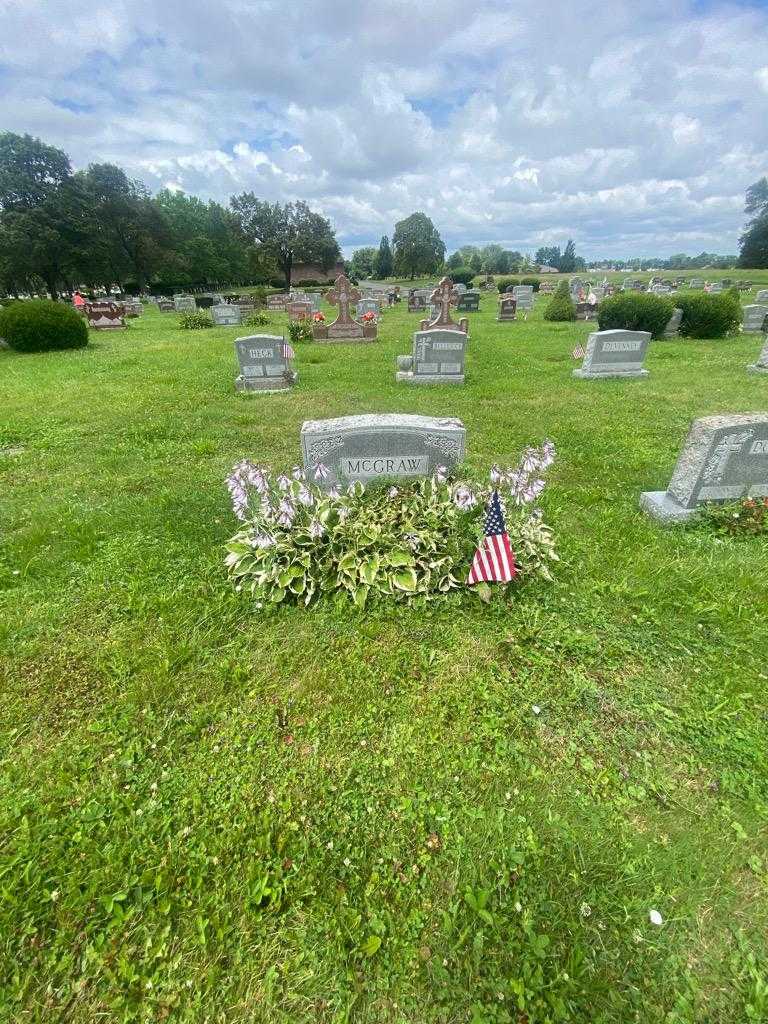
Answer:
[755,289,768,303]
[287,301,312,322]
[356,299,380,318]
[575,302,599,321]
[747,336,768,374]
[539,281,555,294]
[707,282,723,294]
[267,294,287,311]
[408,294,426,313]
[591,286,606,302]
[301,414,466,489]
[456,292,480,312]
[306,293,321,313]
[497,296,517,321]
[234,334,297,394]
[212,303,242,326]
[512,285,534,311]
[663,308,683,338]
[743,305,768,333]
[420,277,468,333]
[84,301,126,330]
[174,295,196,312]
[573,329,651,379]
[640,414,768,522]
[688,278,704,289]
[124,299,143,317]
[157,299,174,312]
[395,328,468,384]
[313,273,377,342]
[453,283,467,296]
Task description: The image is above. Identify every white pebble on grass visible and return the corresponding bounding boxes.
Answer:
[649,909,663,926]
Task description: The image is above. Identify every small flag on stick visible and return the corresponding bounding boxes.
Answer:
[467,491,516,585]
[283,341,295,359]
[572,343,585,360]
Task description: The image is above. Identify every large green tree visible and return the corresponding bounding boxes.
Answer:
[558,239,578,273]
[373,235,393,279]
[739,177,768,268]
[230,195,340,290]
[153,190,248,287]
[349,247,377,280]
[535,245,561,268]
[392,212,445,279]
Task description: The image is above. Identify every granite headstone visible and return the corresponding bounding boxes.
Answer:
[573,329,651,379]
[212,303,242,326]
[234,334,296,393]
[743,305,768,333]
[395,328,468,385]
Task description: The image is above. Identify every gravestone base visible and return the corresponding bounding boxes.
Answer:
[235,371,297,394]
[573,367,649,380]
[395,370,465,385]
[497,314,516,322]
[747,363,768,374]
[639,490,698,524]
[313,324,378,343]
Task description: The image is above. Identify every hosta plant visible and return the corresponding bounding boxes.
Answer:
[224,443,558,609]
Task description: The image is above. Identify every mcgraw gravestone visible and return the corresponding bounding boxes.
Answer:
[573,329,651,379]
[234,334,297,394]
[640,414,768,523]
[301,414,466,489]
[395,328,468,385]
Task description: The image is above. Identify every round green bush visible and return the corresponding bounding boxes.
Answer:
[597,292,674,339]
[449,267,475,286]
[496,277,520,293]
[0,299,88,353]
[543,281,576,322]
[675,293,741,339]
[520,276,541,292]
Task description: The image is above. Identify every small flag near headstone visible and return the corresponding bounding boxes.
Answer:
[283,341,295,359]
[467,491,516,585]
[572,343,585,359]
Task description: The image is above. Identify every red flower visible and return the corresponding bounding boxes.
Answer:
[313,312,325,322]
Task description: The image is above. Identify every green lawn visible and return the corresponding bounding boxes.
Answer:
[1,295,767,1023]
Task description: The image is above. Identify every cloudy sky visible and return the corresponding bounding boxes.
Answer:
[1,0,767,258]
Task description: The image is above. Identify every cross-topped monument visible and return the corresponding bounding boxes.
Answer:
[313,274,378,342]
[420,277,468,333]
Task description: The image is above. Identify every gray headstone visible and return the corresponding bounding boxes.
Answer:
[234,334,296,394]
[708,282,723,294]
[453,283,467,295]
[663,308,683,338]
[456,292,480,312]
[301,414,466,489]
[174,295,196,312]
[641,414,768,522]
[747,336,768,374]
[124,299,143,317]
[395,328,468,385]
[267,294,287,310]
[512,285,534,310]
[688,278,704,289]
[356,299,380,317]
[306,293,321,313]
[212,303,242,326]
[755,289,768,303]
[573,329,651,379]
[743,305,768,333]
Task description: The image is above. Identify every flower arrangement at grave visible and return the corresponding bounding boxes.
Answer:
[224,443,558,609]
[312,312,325,322]
[360,311,376,323]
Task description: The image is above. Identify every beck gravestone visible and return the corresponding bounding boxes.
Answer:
[395,328,468,385]
[573,329,651,379]
[235,334,296,393]
[640,414,768,522]
[301,414,466,489]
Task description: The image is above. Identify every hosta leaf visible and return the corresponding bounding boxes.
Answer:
[359,556,380,585]
[352,585,370,608]
[387,550,414,567]
[392,568,418,592]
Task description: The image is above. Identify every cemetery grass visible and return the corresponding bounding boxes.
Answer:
[1,300,767,1024]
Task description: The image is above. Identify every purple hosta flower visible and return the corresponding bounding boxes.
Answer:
[435,465,448,484]
[520,448,542,474]
[404,532,420,551]
[314,462,329,481]
[277,498,296,527]
[490,464,503,485]
[252,532,275,549]
[308,518,325,539]
[328,484,342,500]
[540,440,556,468]
[226,466,250,520]
[522,478,546,503]
[276,474,291,492]
[337,505,350,523]
[388,486,399,499]
[291,465,305,481]
[452,484,477,510]
[297,485,314,507]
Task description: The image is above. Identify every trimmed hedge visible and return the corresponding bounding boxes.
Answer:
[0,299,88,353]
[520,277,541,292]
[496,277,520,293]
[675,293,741,339]
[449,267,476,286]
[597,292,674,339]
[543,282,576,322]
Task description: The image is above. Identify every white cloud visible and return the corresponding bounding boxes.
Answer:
[0,0,766,256]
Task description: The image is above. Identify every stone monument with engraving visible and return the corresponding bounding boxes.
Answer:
[573,329,651,379]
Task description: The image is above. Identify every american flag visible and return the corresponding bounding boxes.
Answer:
[467,491,516,585]
[283,342,295,359]
[572,343,585,359]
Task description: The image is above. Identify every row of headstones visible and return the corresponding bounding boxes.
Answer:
[293,412,768,526]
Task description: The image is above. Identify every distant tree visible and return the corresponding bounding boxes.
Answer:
[446,251,464,270]
[231,195,340,290]
[373,235,393,279]
[535,245,561,268]
[0,132,70,210]
[468,252,482,273]
[392,212,445,279]
[739,177,768,268]
[558,239,577,273]
[479,245,506,274]
[349,247,377,280]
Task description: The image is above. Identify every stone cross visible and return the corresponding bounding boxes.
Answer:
[326,274,361,330]
[429,277,458,326]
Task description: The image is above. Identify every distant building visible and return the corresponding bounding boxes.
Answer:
[291,262,345,284]
[537,265,559,274]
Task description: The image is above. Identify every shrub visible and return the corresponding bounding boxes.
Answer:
[224,443,558,609]
[543,282,576,322]
[675,293,741,339]
[449,267,476,286]
[0,299,88,353]
[496,277,520,293]
[597,292,674,339]
[252,286,268,307]
[243,311,270,329]
[288,319,313,344]
[178,311,214,330]
[520,277,541,292]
